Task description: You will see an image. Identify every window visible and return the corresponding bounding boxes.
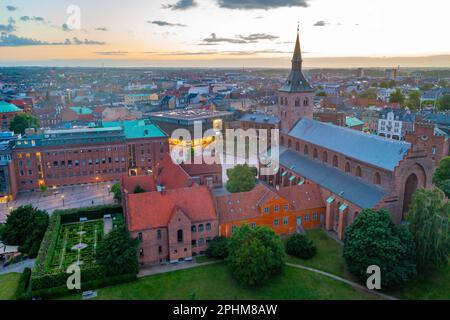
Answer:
[304,214,310,221]
[313,212,317,221]
[138,232,143,241]
[345,162,350,173]
[274,218,279,226]
[158,246,162,253]
[198,224,204,232]
[374,172,381,185]
[323,151,328,163]
[206,223,211,231]
[231,225,236,233]
[198,238,205,246]
[191,240,197,247]
[355,166,362,177]
[264,207,269,213]
[274,205,279,212]
[283,204,289,211]
[432,146,437,155]
[303,98,309,106]
[304,144,309,155]
[139,248,144,257]
[177,229,183,243]
[157,229,161,240]
[333,155,338,167]
[251,222,256,229]
[295,98,300,106]
[191,225,196,233]
[283,217,288,225]
[313,148,318,159]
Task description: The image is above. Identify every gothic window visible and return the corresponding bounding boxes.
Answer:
[333,155,338,167]
[295,98,300,106]
[323,151,328,163]
[280,97,283,105]
[177,229,183,243]
[345,162,351,173]
[303,98,309,106]
[355,166,362,177]
[374,172,381,185]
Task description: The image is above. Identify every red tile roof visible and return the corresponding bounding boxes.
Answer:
[122,175,156,194]
[277,183,325,211]
[154,154,191,189]
[126,185,217,231]
[216,183,279,223]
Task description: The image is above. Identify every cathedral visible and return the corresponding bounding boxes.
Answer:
[259,29,449,240]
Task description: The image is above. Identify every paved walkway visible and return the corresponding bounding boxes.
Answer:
[0,259,35,275]
[138,260,221,278]
[286,263,398,300]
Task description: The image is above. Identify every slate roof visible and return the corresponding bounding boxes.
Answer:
[288,118,411,171]
[240,113,280,125]
[279,148,386,208]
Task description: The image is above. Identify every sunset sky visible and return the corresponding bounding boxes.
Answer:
[1,0,449,68]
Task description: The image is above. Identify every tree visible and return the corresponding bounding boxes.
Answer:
[226,164,256,193]
[360,88,377,100]
[206,236,229,259]
[110,182,121,203]
[389,89,405,105]
[96,226,139,276]
[9,113,40,135]
[343,209,416,288]
[421,83,434,91]
[433,156,450,197]
[438,94,450,111]
[407,188,449,270]
[406,90,421,110]
[227,225,284,286]
[0,205,49,258]
[285,234,316,260]
[133,185,146,194]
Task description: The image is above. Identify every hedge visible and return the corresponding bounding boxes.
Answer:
[23,273,137,300]
[30,204,124,291]
[14,267,32,300]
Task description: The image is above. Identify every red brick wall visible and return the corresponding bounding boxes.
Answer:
[167,208,192,262]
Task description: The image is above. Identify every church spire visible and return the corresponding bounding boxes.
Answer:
[292,23,303,71]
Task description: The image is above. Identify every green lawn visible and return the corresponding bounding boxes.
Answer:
[390,265,450,300]
[285,229,349,278]
[62,263,374,300]
[0,273,21,300]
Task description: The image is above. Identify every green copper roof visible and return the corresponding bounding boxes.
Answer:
[103,120,167,139]
[345,116,364,128]
[70,107,93,115]
[0,101,21,113]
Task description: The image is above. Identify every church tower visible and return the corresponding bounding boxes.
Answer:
[277,26,314,132]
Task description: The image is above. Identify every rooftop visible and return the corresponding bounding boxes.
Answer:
[240,113,280,125]
[69,107,93,115]
[0,101,22,113]
[103,120,167,139]
[149,109,233,121]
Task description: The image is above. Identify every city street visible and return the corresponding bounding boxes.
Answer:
[0,182,116,223]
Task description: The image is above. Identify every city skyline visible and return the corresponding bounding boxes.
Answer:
[0,0,450,67]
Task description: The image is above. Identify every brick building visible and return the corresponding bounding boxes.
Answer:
[260,29,448,240]
[0,101,23,131]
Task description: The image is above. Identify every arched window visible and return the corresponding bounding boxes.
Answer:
[304,144,309,155]
[295,98,300,106]
[177,229,183,243]
[323,151,328,163]
[333,155,338,167]
[206,223,211,231]
[355,166,362,177]
[281,136,284,145]
[191,225,196,233]
[374,172,381,185]
[198,224,204,232]
[313,148,318,159]
[296,141,300,151]
[288,139,292,148]
[345,162,350,173]
[279,97,283,105]
[303,98,309,106]
[284,97,288,105]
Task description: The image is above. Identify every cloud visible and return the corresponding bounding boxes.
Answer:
[201,33,278,45]
[162,0,198,10]
[62,23,71,31]
[0,17,16,33]
[145,49,291,56]
[216,0,310,10]
[313,20,327,27]
[6,5,17,11]
[95,51,128,56]
[0,34,105,47]
[148,20,187,27]
[20,16,45,23]
[96,27,108,31]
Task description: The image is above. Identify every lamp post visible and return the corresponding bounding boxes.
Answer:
[61,195,65,207]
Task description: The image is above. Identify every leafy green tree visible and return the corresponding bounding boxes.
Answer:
[0,205,49,258]
[406,90,421,110]
[389,89,405,105]
[343,209,416,288]
[96,226,139,276]
[206,236,229,259]
[9,113,40,135]
[285,234,316,259]
[420,83,434,91]
[110,182,121,203]
[227,225,284,286]
[226,164,256,193]
[360,88,377,100]
[316,91,327,97]
[407,188,449,270]
[438,94,450,111]
[433,156,450,197]
[133,185,146,194]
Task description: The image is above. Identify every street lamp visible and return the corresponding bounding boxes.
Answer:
[61,195,65,207]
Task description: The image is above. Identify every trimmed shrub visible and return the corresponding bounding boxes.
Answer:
[14,267,32,300]
[206,236,229,259]
[285,234,317,260]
